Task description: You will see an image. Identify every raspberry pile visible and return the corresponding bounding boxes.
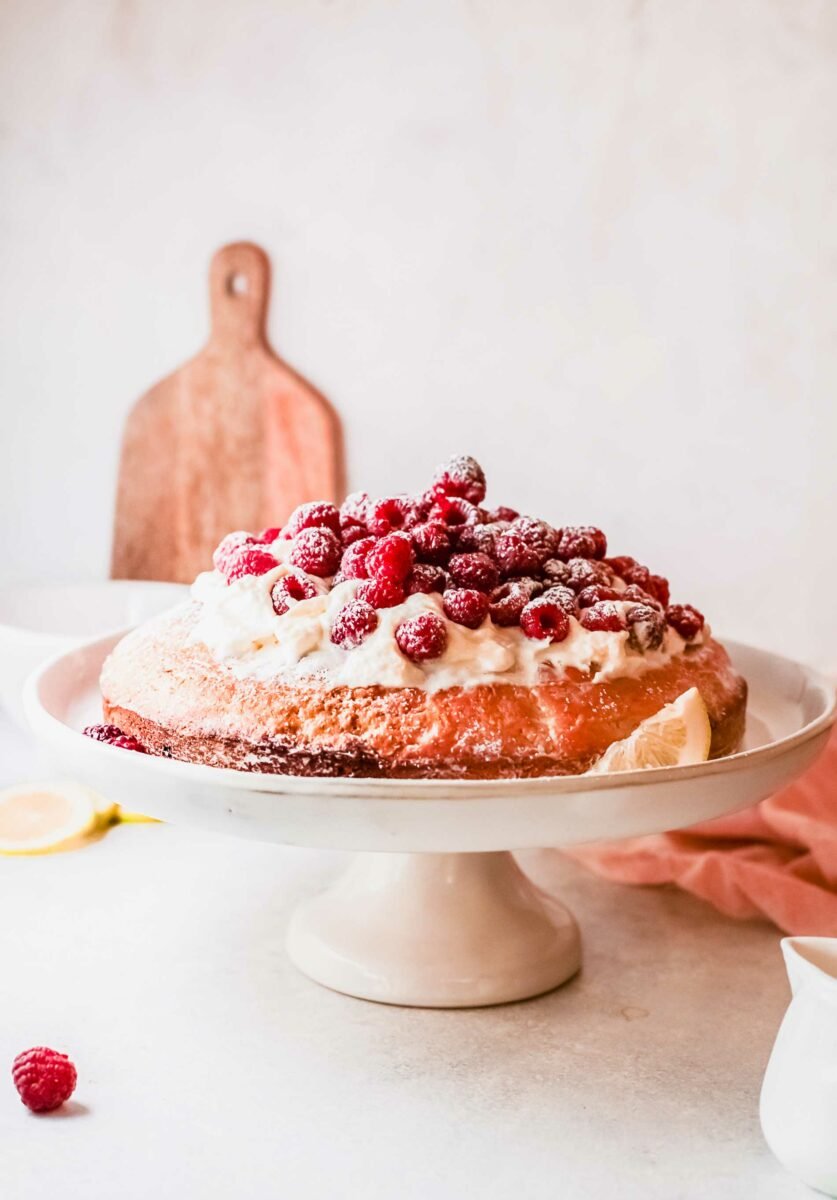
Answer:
[211,455,705,659]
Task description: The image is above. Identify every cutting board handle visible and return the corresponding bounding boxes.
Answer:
[209,241,270,347]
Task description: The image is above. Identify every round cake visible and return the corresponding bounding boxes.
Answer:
[98,455,747,778]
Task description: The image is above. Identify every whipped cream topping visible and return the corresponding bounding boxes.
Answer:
[188,541,703,692]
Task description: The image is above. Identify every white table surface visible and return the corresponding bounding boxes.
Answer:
[0,715,807,1200]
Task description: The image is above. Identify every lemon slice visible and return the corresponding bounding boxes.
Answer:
[0,782,102,854]
[589,688,712,774]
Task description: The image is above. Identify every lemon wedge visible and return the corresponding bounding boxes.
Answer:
[589,688,712,774]
[0,782,103,855]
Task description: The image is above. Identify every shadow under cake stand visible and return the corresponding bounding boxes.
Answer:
[26,636,836,1008]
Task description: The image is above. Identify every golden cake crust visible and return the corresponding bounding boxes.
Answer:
[100,606,747,778]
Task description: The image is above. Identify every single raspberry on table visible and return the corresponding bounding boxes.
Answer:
[576,584,622,608]
[271,573,318,615]
[355,577,406,609]
[367,496,416,537]
[12,1047,77,1113]
[411,520,452,565]
[340,536,376,580]
[520,597,571,643]
[284,501,341,539]
[626,604,666,652]
[666,603,705,641]
[443,588,489,629]
[488,578,543,627]
[447,552,499,593]
[223,547,279,584]
[366,532,415,583]
[289,528,341,577]
[83,724,146,753]
[330,600,379,648]
[579,602,627,633]
[431,454,487,505]
[395,613,448,662]
[556,526,607,560]
[405,564,447,595]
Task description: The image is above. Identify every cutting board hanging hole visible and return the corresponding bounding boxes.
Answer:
[209,242,270,347]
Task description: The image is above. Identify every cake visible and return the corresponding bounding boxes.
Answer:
[96,455,747,778]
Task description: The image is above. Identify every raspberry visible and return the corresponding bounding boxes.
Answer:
[330,599,379,648]
[556,526,607,560]
[368,496,416,537]
[566,558,612,591]
[447,552,499,593]
[488,578,543,627]
[12,1047,77,1113]
[487,506,519,523]
[366,532,414,583]
[666,603,705,641]
[450,522,500,556]
[429,495,482,527]
[83,724,147,753]
[395,613,448,662]
[340,521,368,548]
[622,583,663,611]
[540,585,577,615]
[289,528,341,577]
[542,559,573,587]
[213,531,256,574]
[271,573,318,615]
[411,520,452,565]
[256,526,282,543]
[443,588,489,629]
[579,602,627,632]
[431,455,486,504]
[339,491,371,528]
[647,574,671,607]
[607,556,651,590]
[340,536,376,580]
[285,501,341,539]
[405,564,447,595]
[577,584,622,608]
[355,577,405,608]
[626,604,666,652]
[512,516,560,555]
[494,531,544,577]
[520,597,571,643]
[224,547,279,584]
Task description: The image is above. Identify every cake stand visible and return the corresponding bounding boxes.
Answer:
[25,635,836,1008]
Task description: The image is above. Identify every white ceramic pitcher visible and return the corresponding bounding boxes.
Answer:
[760,937,837,1195]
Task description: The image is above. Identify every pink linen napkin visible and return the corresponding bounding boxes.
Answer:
[570,727,837,935]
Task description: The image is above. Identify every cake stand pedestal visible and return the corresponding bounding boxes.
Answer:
[25,636,835,1008]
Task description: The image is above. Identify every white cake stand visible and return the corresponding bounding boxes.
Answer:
[25,635,835,1008]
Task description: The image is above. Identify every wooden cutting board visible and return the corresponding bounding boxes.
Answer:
[111,242,343,583]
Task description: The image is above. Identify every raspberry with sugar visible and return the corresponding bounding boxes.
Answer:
[520,597,571,643]
[12,1047,77,1113]
[542,559,573,587]
[405,564,447,595]
[566,558,612,591]
[488,578,543,627]
[556,526,607,560]
[411,520,452,565]
[366,532,414,583]
[213,530,256,574]
[486,505,519,523]
[340,521,368,548]
[355,577,406,609]
[224,547,279,584]
[289,528,341,577]
[368,496,416,537]
[494,531,545,578]
[576,584,622,608]
[395,613,448,662]
[447,552,499,593]
[540,585,577,615]
[340,536,376,580]
[330,599,379,649]
[443,588,489,629]
[666,603,705,641]
[271,573,318,615]
[285,501,341,539]
[626,604,666,652]
[647,574,671,607]
[579,602,627,633]
[83,724,147,753]
[256,526,282,543]
[339,491,371,528]
[622,583,663,611]
[431,455,487,504]
[429,495,482,527]
[451,522,500,556]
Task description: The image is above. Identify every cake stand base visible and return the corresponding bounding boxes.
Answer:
[285,851,581,1008]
